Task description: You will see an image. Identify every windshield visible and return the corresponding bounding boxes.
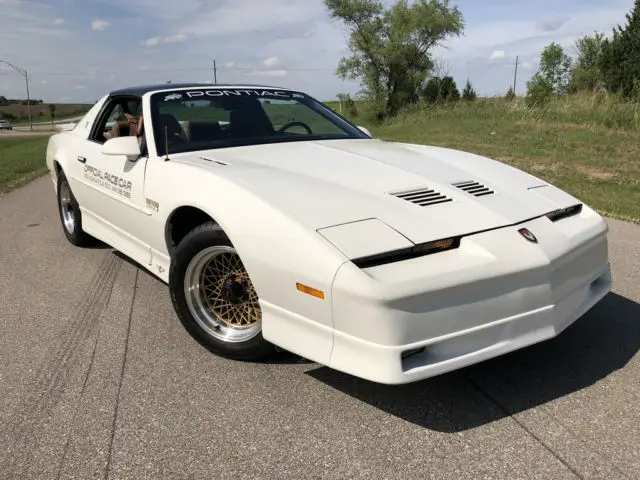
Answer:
[149,88,368,156]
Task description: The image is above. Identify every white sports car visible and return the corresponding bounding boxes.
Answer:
[46,83,612,385]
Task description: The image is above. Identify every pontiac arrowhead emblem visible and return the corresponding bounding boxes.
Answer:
[518,228,538,243]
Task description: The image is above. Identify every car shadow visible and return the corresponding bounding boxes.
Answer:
[305,292,640,432]
[83,238,112,250]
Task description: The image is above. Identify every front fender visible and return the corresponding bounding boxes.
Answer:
[146,160,350,350]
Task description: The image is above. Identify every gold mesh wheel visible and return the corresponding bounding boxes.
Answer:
[184,246,262,343]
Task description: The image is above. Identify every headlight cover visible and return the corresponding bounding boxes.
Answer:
[317,218,460,269]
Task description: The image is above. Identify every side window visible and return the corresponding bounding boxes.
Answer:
[89,98,140,144]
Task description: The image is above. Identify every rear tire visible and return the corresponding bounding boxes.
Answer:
[169,221,276,360]
[56,171,94,247]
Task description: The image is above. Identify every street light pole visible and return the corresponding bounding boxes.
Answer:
[0,59,33,131]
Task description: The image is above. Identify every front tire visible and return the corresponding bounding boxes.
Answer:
[56,171,94,247]
[169,222,276,360]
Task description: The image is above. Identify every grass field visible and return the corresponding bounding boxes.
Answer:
[0,102,92,124]
[1,93,638,223]
[328,93,640,223]
[0,136,50,195]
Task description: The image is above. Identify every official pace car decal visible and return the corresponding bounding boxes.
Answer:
[83,165,132,199]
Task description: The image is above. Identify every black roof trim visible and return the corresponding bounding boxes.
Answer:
[109,83,289,97]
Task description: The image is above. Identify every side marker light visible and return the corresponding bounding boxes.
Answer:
[296,283,325,299]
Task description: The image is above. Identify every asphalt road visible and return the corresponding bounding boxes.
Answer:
[1,176,638,480]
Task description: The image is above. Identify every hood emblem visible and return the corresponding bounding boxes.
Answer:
[518,228,538,243]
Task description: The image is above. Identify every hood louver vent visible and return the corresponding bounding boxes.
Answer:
[390,187,453,207]
[452,180,495,197]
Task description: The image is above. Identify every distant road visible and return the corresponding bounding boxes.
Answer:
[0,130,54,138]
[10,115,85,133]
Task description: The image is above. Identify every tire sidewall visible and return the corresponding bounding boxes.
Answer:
[169,222,274,360]
[56,171,85,245]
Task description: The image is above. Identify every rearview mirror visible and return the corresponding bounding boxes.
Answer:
[357,125,372,138]
[102,136,141,159]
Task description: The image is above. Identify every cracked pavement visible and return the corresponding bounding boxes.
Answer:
[0,176,638,479]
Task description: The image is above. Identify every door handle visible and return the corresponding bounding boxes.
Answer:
[77,156,86,163]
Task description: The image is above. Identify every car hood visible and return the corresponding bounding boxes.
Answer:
[175,139,581,245]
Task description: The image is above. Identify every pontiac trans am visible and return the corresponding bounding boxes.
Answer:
[45,83,612,385]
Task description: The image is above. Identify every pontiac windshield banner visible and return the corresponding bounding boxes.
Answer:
[83,165,132,199]
[162,89,301,101]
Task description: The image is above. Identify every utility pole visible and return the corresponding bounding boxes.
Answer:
[513,55,519,94]
[213,60,217,84]
[0,59,32,131]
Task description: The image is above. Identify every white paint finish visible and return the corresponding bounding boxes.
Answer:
[44,84,613,384]
[317,218,413,259]
[194,139,578,244]
[102,136,141,157]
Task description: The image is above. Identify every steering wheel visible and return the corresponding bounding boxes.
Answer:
[277,121,313,135]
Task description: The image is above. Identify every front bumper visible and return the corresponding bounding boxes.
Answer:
[328,210,612,385]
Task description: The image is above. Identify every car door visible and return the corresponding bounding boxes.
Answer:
[74,95,153,267]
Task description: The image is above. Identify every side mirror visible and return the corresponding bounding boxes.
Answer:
[102,136,141,159]
[357,125,373,138]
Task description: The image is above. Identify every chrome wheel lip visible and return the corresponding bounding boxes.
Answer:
[184,245,262,344]
[59,181,75,235]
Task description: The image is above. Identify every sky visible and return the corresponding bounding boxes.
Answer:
[0,0,636,103]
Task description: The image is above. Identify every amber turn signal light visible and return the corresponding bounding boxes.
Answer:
[296,283,325,299]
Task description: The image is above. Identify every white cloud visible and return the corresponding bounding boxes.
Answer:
[91,19,110,31]
[53,18,64,25]
[489,50,506,60]
[263,56,280,67]
[141,34,188,47]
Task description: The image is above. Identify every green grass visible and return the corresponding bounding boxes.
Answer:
[0,136,50,195]
[327,93,640,223]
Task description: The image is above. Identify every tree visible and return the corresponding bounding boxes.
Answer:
[568,32,606,93]
[462,78,477,101]
[422,77,441,103]
[599,0,640,98]
[439,76,460,101]
[537,42,573,95]
[324,0,464,118]
[422,75,460,103]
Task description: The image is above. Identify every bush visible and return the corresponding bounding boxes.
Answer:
[526,74,554,107]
